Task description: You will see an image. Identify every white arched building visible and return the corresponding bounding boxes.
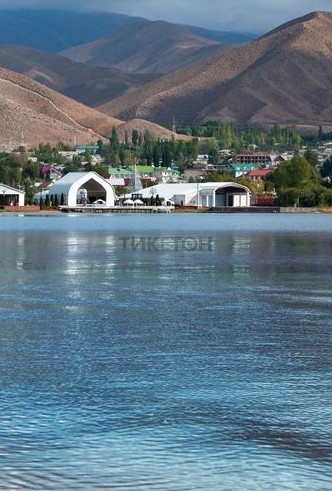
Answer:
[0,183,25,206]
[49,172,116,207]
[136,182,251,208]
[199,183,250,207]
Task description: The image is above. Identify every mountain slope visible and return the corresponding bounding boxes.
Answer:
[0,67,179,149]
[0,9,256,53]
[0,45,154,107]
[185,26,256,44]
[0,10,147,53]
[60,21,228,74]
[0,67,123,148]
[98,12,332,128]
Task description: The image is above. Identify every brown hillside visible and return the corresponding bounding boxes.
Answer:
[61,21,227,75]
[116,119,187,142]
[0,67,180,149]
[0,45,153,107]
[98,12,332,128]
[0,67,123,148]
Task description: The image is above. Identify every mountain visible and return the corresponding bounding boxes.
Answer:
[98,12,332,129]
[0,45,154,107]
[0,67,178,149]
[0,67,123,148]
[184,26,256,44]
[60,21,228,74]
[0,10,148,53]
[0,9,254,54]
[116,119,187,142]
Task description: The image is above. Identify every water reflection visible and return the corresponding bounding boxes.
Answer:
[0,218,331,490]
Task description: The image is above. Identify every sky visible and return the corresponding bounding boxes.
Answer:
[0,0,331,33]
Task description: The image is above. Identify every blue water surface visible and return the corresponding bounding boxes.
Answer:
[0,214,331,490]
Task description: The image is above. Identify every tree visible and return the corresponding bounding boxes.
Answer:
[208,148,219,165]
[109,126,119,146]
[34,142,59,163]
[161,144,172,168]
[22,162,40,180]
[132,129,139,148]
[321,157,332,179]
[152,144,162,166]
[277,188,301,206]
[268,156,319,191]
[22,178,36,205]
[304,147,319,167]
[93,164,108,178]
[97,139,103,154]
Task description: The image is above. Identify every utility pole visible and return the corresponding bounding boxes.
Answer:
[172,116,176,134]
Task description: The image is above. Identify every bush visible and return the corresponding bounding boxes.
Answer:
[316,188,332,206]
[298,190,319,207]
[277,188,301,206]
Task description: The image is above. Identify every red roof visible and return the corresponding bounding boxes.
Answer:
[40,164,51,175]
[245,169,273,177]
[38,181,52,190]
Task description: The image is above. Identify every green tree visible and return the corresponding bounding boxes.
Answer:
[132,130,139,148]
[152,143,162,166]
[22,162,40,180]
[22,178,36,205]
[268,156,319,191]
[277,188,301,206]
[93,164,109,178]
[109,127,119,147]
[304,147,319,167]
[321,157,332,179]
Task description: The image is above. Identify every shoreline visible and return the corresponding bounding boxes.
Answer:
[1,206,332,217]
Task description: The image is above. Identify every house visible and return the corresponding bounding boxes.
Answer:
[40,164,63,181]
[193,154,209,166]
[108,167,134,187]
[75,145,100,155]
[244,169,273,182]
[0,183,25,206]
[36,181,53,192]
[233,152,272,166]
[154,166,182,183]
[183,168,206,182]
[229,163,259,178]
[128,165,155,178]
[58,151,77,161]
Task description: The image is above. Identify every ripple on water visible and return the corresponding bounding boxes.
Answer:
[0,216,331,490]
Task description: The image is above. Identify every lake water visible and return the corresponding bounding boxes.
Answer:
[0,213,331,490]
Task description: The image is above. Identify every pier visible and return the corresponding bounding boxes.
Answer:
[59,204,174,213]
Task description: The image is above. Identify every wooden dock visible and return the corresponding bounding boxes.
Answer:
[59,205,174,214]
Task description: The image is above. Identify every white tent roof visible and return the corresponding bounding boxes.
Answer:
[47,171,116,207]
[137,182,250,200]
